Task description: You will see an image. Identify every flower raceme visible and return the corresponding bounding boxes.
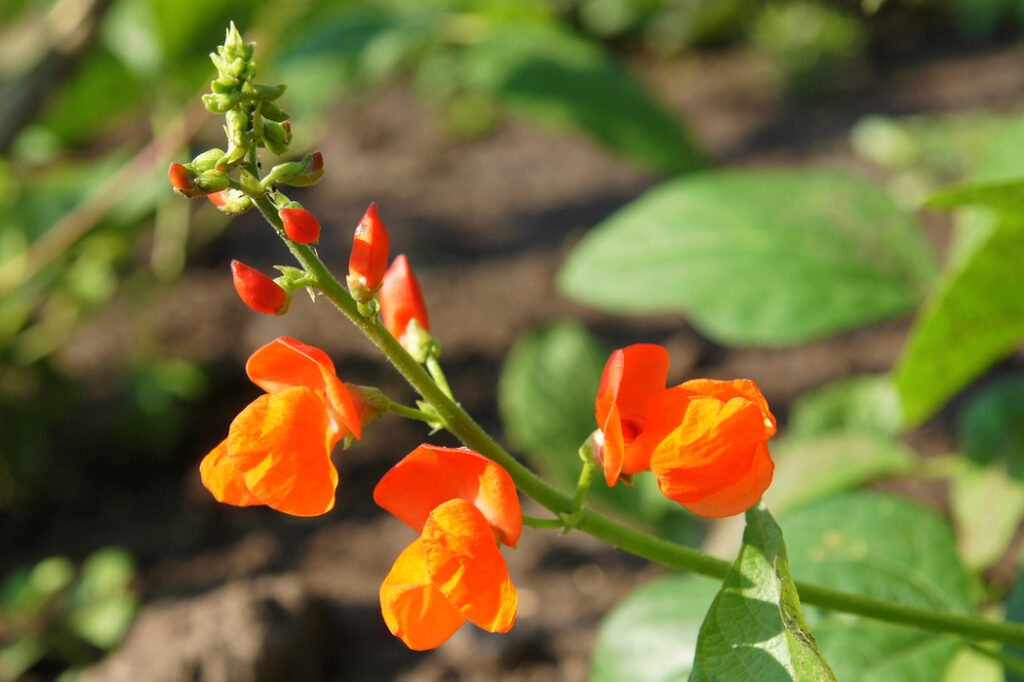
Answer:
[595,344,777,518]
[374,445,520,650]
[200,337,363,516]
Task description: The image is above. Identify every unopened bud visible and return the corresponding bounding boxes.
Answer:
[189,148,226,172]
[277,151,324,187]
[347,203,390,302]
[208,189,253,215]
[230,260,290,315]
[168,163,203,198]
[279,207,321,244]
[380,255,430,351]
[195,170,231,193]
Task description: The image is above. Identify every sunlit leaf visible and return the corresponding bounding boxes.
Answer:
[690,504,836,681]
[558,169,936,347]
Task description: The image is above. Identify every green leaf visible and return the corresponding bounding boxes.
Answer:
[926,178,1024,214]
[956,373,1024,475]
[781,492,973,681]
[934,454,1024,570]
[690,504,836,681]
[558,169,937,347]
[464,22,704,175]
[786,373,904,439]
[895,215,1024,424]
[498,320,606,482]
[764,434,916,512]
[591,575,720,682]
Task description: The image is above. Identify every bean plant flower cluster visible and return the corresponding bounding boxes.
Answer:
[168,27,1024,671]
[171,24,777,651]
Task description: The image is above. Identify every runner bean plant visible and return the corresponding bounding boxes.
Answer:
[168,24,1024,679]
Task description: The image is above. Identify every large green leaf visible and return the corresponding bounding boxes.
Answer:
[690,504,836,681]
[895,215,1024,424]
[591,575,720,682]
[780,493,973,681]
[558,169,937,347]
[464,22,704,175]
[956,373,1024,475]
[785,373,904,440]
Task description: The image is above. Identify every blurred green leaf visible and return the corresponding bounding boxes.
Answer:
[558,169,937,347]
[781,493,972,681]
[690,504,836,681]
[464,21,704,174]
[928,454,1024,571]
[927,178,1024,214]
[591,574,719,682]
[765,434,916,513]
[957,374,1024,474]
[895,215,1024,425]
[942,646,1004,682]
[786,374,903,439]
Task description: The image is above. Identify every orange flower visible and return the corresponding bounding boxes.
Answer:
[374,445,520,650]
[200,337,363,516]
[595,345,776,518]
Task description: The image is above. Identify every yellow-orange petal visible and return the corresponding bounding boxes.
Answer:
[226,386,339,516]
[680,442,774,518]
[421,499,517,633]
[647,396,767,502]
[199,439,263,507]
[671,379,776,437]
[374,445,522,546]
[245,337,362,440]
[380,537,467,650]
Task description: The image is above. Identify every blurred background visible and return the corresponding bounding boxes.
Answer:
[4,0,1024,680]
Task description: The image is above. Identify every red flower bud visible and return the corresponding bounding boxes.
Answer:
[168,162,202,197]
[208,191,228,207]
[348,203,390,298]
[380,255,429,340]
[280,207,321,244]
[231,260,289,315]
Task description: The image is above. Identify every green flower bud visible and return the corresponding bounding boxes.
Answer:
[189,148,226,172]
[260,101,289,122]
[195,170,231,193]
[262,120,292,156]
[253,83,287,101]
[276,151,325,187]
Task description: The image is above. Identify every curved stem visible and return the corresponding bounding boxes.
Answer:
[522,514,564,529]
[253,193,1024,647]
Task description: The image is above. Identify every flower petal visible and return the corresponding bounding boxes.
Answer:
[595,345,669,484]
[226,386,339,516]
[380,537,467,650]
[246,337,362,440]
[374,445,522,546]
[421,499,517,633]
[199,439,263,507]
[647,395,768,503]
[681,443,774,518]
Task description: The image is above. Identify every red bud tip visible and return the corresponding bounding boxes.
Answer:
[230,260,288,315]
[168,163,198,196]
[279,207,321,244]
[308,151,323,172]
[380,254,429,339]
[282,121,292,133]
[348,202,391,293]
[207,191,228,207]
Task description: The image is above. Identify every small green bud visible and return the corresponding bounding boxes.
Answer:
[215,142,249,172]
[277,151,324,187]
[260,101,289,122]
[208,189,253,215]
[189,148,226,172]
[253,83,287,101]
[202,93,237,114]
[262,120,292,156]
[195,170,231,193]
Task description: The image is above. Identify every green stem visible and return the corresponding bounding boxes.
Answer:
[522,514,564,529]
[384,398,438,425]
[254,193,1024,647]
[426,355,454,400]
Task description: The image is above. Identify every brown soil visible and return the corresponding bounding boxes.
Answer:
[10,41,1024,681]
